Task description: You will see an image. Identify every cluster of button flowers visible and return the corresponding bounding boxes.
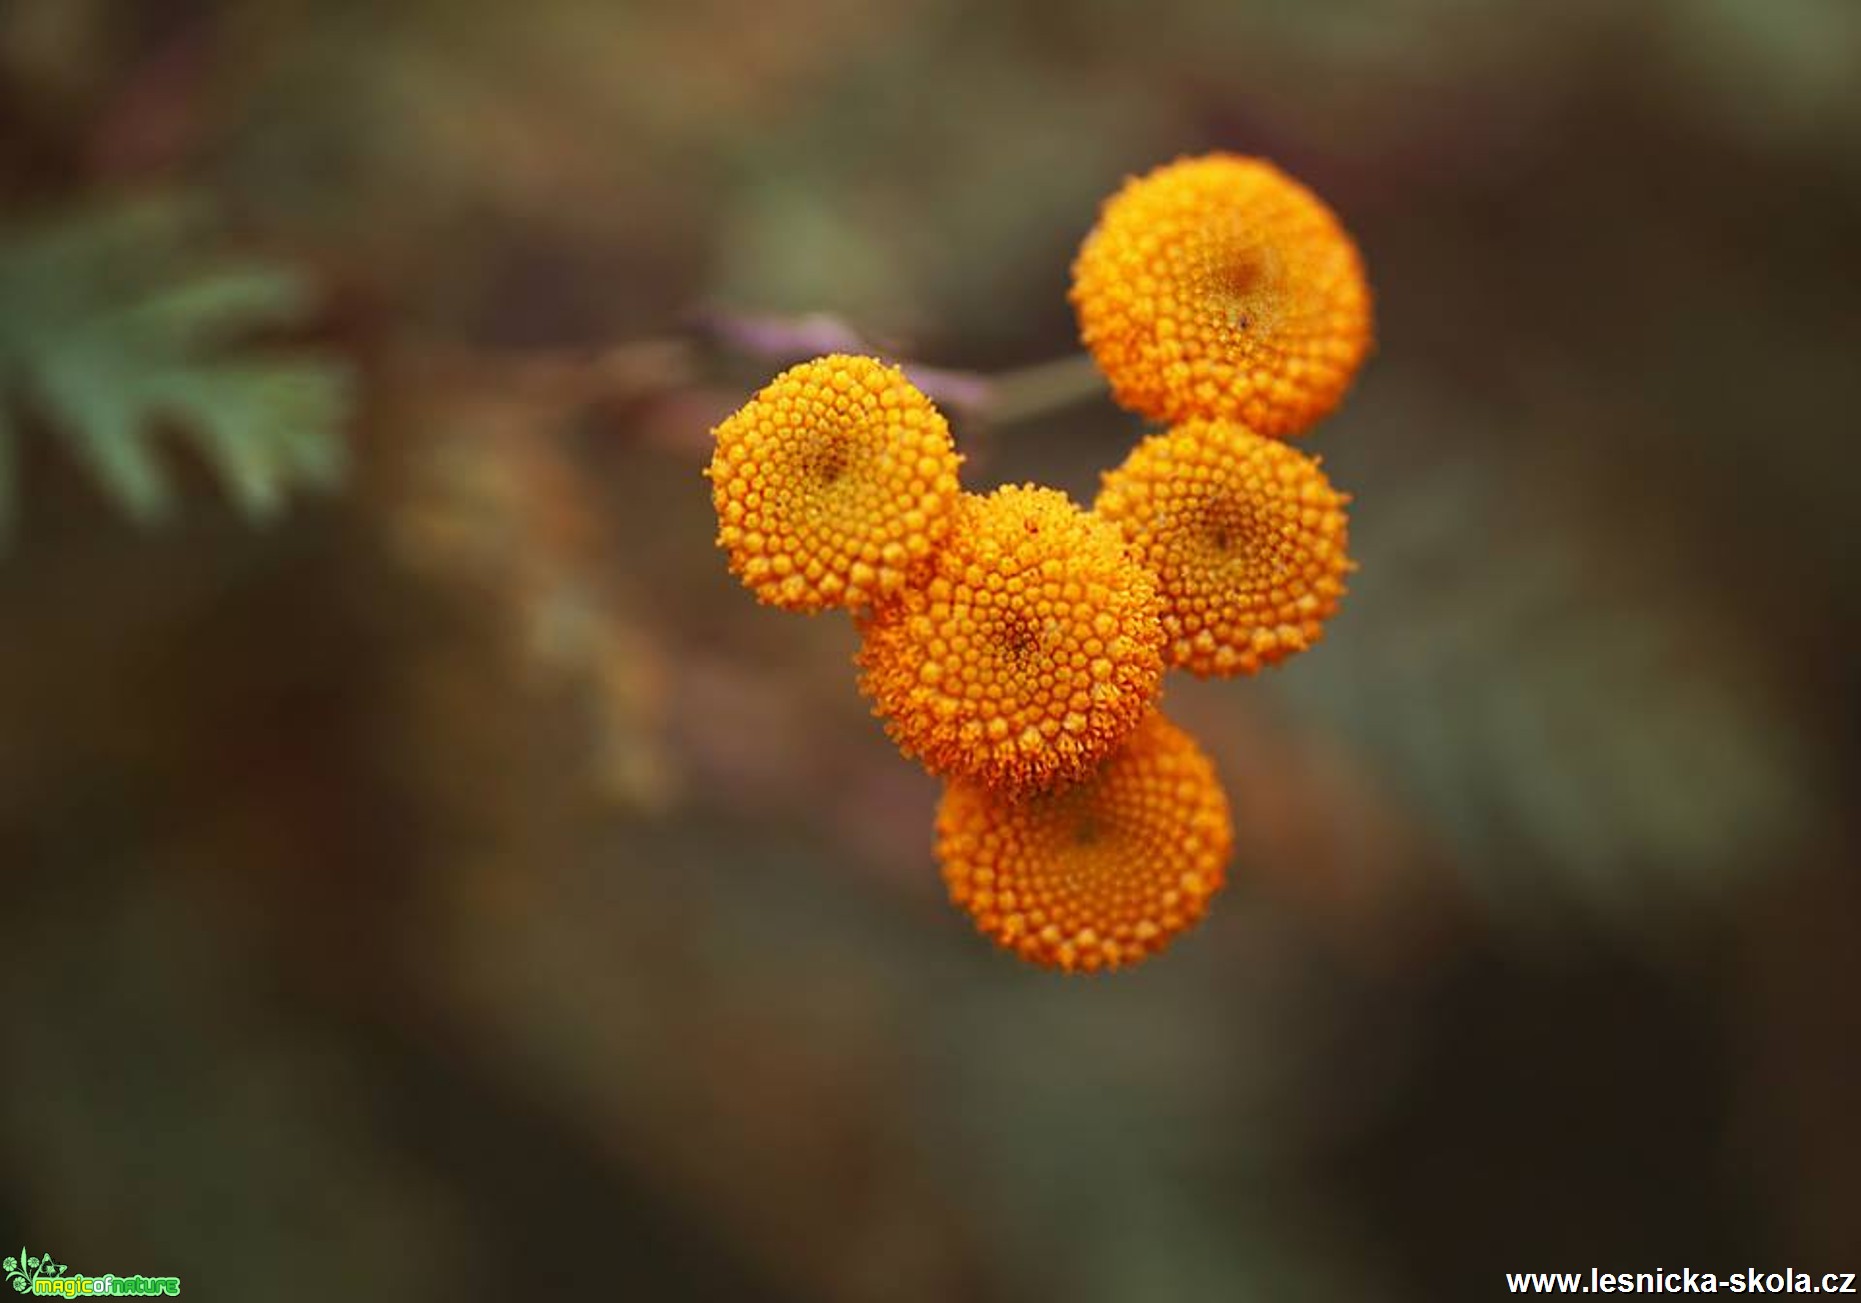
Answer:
[706,154,1371,972]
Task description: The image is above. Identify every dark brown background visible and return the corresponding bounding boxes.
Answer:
[2,2,1857,1299]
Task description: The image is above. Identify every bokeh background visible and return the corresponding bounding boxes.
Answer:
[3,2,1858,1299]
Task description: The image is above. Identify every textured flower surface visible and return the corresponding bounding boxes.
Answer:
[857,484,1165,792]
[706,354,963,612]
[1070,153,1371,437]
[936,710,1232,972]
[1096,418,1351,676]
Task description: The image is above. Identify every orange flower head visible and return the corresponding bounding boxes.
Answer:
[706,355,963,613]
[1070,153,1372,437]
[1095,418,1351,676]
[936,710,1231,972]
[857,484,1165,792]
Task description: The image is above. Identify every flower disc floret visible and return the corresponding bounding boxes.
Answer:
[857,484,1165,793]
[1096,418,1351,676]
[1070,153,1371,436]
[936,710,1232,972]
[706,354,963,613]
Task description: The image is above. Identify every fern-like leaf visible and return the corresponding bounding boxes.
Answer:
[0,195,353,538]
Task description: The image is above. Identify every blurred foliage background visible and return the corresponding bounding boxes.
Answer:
[2,1,1858,1299]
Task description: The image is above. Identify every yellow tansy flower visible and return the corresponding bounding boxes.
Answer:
[1095,418,1352,676]
[857,484,1165,793]
[936,710,1232,972]
[706,355,963,613]
[1070,153,1371,437]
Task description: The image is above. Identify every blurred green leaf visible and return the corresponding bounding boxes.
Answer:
[1269,406,1820,931]
[0,405,15,542]
[0,196,353,537]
